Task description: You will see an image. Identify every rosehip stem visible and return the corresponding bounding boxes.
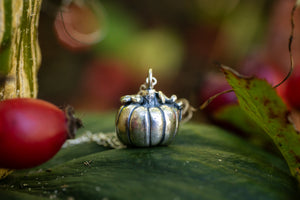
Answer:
[64,106,83,139]
[273,3,296,89]
[200,89,234,110]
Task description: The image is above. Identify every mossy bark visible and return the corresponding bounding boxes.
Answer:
[0,0,42,179]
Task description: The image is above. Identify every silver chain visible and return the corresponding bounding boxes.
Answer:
[63,131,126,149]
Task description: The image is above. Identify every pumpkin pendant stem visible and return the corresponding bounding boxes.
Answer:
[146,68,157,89]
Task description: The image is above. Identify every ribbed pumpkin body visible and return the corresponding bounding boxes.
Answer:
[116,93,181,147]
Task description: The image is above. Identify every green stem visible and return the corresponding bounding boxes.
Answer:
[0,0,42,100]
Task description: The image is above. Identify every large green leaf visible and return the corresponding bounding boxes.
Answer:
[214,105,275,149]
[222,66,300,183]
[0,114,299,199]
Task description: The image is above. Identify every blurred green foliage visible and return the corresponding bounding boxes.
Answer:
[38,0,274,108]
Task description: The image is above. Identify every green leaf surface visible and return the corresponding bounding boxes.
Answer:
[222,66,300,183]
[214,105,273,147]
[0,114,299,200]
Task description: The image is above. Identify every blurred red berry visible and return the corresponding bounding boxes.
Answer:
[281,65,300,109]
[240,57,283,86]
[54,2,104,51]
[240,57,288,103]
[199,73,237,113]
[78,59,138,110]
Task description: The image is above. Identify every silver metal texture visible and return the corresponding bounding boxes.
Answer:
[115,69,182,147]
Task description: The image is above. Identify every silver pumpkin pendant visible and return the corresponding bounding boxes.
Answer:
[116,69,183,147]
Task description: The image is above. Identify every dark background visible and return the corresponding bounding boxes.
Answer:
[37,0,300,113]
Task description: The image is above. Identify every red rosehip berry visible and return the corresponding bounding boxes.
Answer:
[0,98,82,169]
